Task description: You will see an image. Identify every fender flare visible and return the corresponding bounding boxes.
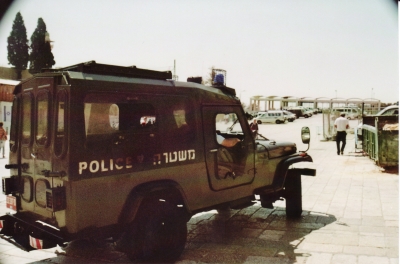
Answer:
[117,180,189,226]
[272,154,314,189]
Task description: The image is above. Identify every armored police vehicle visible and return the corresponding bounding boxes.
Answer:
[0,61,315,262]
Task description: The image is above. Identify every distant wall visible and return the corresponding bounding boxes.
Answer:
[0,84,14,102]
[0,67,32,80]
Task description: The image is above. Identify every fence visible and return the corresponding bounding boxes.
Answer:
[361,115,398,168]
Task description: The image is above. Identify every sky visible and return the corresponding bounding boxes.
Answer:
[0,0,398,105]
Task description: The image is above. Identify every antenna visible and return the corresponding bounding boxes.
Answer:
[173,60,178,81]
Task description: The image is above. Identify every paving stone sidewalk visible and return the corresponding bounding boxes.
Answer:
[0,134,398,264]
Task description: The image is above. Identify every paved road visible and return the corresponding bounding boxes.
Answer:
[0,115,398,264]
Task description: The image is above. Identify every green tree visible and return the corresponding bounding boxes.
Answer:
[7,12,29,80]
[29,18,55,73]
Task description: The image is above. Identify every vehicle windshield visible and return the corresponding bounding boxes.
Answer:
[215,114,243,133]
[377,106,398,116]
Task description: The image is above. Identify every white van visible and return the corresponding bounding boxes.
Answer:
[332,107,360,120]
[256,110,287,124]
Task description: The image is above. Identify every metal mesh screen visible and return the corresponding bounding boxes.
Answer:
[322,109,337,140]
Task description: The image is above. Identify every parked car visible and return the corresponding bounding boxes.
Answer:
[331,107,360,120]
[357,105,399,136]
[283,110,296,122]
[306,108,318,115]
[256,110,287,124]
[376,105,399,116]
[287,108,310,118]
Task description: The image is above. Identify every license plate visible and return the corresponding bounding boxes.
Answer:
[6,195,17,211]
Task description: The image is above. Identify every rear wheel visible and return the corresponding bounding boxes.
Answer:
[257,120,262,124]
[276,120,281,124]
[285,172,302,218]
[121,199,187,263]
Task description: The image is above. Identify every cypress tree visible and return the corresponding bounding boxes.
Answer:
[7,12,29,80]
[29,18,55,73]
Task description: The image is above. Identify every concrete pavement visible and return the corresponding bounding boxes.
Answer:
[0,117,398,264]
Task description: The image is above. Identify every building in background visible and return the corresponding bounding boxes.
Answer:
[0,78,18,134]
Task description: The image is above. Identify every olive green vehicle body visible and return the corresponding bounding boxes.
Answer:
[0,61,315,252]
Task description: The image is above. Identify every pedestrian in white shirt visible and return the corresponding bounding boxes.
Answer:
[334,113,349,155]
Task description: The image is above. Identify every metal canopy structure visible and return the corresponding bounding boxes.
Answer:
[249,95,381,113]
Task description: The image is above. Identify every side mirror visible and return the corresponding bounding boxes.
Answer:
[301,126,310,152]
[301,127,310,144]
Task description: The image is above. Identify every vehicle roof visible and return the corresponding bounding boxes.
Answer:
[15,61,238,101]
[377,105,398,115]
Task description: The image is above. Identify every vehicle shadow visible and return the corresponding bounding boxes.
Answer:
[27,206,337,264]
[180,205,337,264]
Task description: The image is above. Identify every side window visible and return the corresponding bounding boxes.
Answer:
[141,115,156,127]
[173,110,187,128]
[36,90,50,146]
[84,103,119,135]
[21,93,33,146]
[54,90,67,157]
[166,104,194,146]
[84,93,157,140]
[109,104,119,129]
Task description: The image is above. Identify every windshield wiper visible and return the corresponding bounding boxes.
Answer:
[228,118,239,132]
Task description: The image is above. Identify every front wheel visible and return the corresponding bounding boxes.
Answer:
[285,172,302,218]
[121,199,187,263]
[276,120,281,124]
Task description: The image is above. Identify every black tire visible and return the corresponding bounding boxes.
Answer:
[285,172,302,218]
[122,199,187,263]
[276,120,281,124]
[257,120,262,124]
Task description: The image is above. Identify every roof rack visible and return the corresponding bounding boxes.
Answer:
[42,61,172,80]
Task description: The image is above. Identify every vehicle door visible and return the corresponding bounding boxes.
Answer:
[18,78,58,216]
[259,113,267,123]
[202,105,255,191]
